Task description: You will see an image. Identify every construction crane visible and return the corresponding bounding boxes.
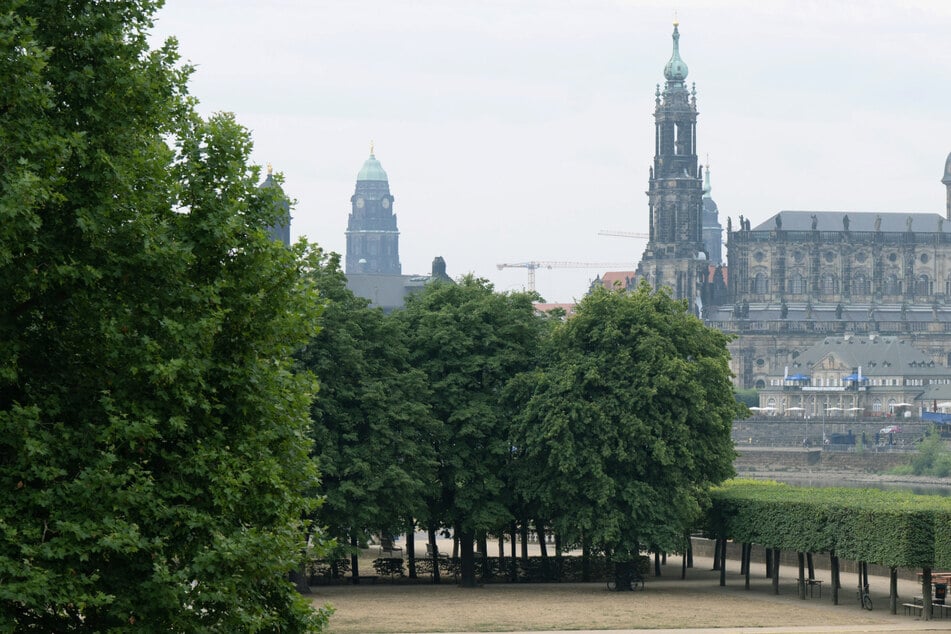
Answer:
[598,230,649,239]
[496,261,634,292]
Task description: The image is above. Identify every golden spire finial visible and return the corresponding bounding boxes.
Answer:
[370,140,375,156]
[267,162,273,175]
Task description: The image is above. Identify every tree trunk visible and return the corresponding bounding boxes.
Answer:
[350,534,360,584]
[407,521,416,579]
[713,539,721,570]
[744,544,751,590]
[687,542,693,568]
[654,551,662,577]
[535,519,549,579]
[772,548,780,595]
[520,521,529,562]
[831,552,839,605]
[428,525,440,584]
[458,528,477,587]
[477,533,489,579]
[890,567,898,614]
[923,567,933,621]
[509,522,518,582]
[718,539,726,587]
[581,535,591,582]
[797,552,805,599]
[806,552,815,581]
[765,548,772,578]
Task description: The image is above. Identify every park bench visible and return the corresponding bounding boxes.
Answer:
[903,602,924,616]
[806,579,823,598]
[378,536,403,558]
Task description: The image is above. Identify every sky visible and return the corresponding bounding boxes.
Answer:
[151,0,951,304]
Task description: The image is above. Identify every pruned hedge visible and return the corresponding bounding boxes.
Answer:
[707,480,951,569]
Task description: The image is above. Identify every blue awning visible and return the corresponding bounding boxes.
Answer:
[842,374,869,382]
[786,374,810,381]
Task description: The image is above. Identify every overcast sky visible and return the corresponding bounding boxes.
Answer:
[152,0,951,304]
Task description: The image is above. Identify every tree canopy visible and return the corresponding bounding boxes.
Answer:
[0,2,327,630]
[510,284,739,559]
[398,275,543,586]
[299,253,437,562]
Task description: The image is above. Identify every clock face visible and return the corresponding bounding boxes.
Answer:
[355,197,365,208]
[381,198,390,209]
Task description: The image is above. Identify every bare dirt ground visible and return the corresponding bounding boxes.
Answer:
[311,553,948,633]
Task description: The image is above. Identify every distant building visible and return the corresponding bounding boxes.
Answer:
[702,164,723,265]
[707,192,951,388]
[634,21,709,314]
[346,145,400,275]
[756,334,951,418]
[260,164,291,246]
[628,27,951,389]
[343,147,452,310]
[591,270,638,292]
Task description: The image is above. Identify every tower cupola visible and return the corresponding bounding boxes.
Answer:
[357,144,389,182]
[346,144,401,275]
[663,22,689,83]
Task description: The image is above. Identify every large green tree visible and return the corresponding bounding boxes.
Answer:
[398,276,542,587]
[0,2,328,630]
[299,253,437,578]
[510,284,738,571]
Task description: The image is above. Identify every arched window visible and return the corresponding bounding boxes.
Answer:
[852,272,870,296]
[752,272,769,295]
[754,379,766,389]
[885,274,901,296]
[872,399,882,413]
[916,274,932,296]
[788,273,806,295]
[820,273,837,296]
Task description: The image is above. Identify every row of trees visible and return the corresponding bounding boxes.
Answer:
[302,257,741,587]
[0,1,738,628]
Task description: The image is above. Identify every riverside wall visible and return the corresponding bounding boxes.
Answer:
[731,418,931,473]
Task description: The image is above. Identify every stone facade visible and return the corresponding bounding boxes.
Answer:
[708,206,951,388]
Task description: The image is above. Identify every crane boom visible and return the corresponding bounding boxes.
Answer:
[598,230,649,239]
[496,261,634,292]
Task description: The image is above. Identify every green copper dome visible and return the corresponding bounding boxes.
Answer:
[663,22,688,82]
[357,149,388,182]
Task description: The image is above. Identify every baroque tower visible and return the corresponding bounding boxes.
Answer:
[345,145,401,275]
[701,162,723,264]
[636,21,706,312]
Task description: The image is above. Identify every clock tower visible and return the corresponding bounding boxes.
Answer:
[345,145,401,275]
[636,21,707,312]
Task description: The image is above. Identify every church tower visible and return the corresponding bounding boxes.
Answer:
[943,151,951,221]
[701,162,723,264]
[345,145,401,275]
[636,21,706,311]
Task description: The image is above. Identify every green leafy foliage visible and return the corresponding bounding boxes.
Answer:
[910,427,951,477]
[397,275,543,585]
[298,254,437,553]
[710,480,951,569]
[0,2,328,630]
[509,284,739,557]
